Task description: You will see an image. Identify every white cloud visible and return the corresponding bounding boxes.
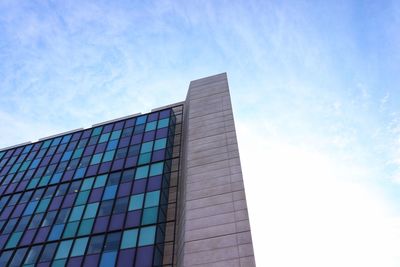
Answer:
[237,120,400,267]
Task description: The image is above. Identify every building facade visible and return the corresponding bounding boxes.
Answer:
[0,73,255,267]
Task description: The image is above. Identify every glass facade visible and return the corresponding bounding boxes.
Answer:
[0,107,182,267]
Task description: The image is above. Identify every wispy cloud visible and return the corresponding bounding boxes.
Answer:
[0,1,400,266]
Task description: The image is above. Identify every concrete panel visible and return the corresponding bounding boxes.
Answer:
[177,73,255,266]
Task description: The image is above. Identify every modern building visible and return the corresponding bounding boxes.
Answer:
[0,73,255,267]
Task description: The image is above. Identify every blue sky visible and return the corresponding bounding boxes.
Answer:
[1,0,400,266]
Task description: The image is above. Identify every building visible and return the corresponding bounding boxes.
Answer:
[0,73,255,267]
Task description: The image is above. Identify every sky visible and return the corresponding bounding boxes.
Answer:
[1,0,400,266]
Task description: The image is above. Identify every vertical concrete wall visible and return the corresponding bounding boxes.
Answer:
[177,73,255,266]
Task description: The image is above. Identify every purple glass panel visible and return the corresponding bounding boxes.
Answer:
[67,256,83,267]
[130,134,143,145]
[86,165,99,177]
[117,248,136,267]
[50,154,62,164]
[93,216,109,234]
[0,234,9,249]
[5,183,17,195]
[95,143,107,154]
[147,112,158,122]
[135,246,154,267]
[88,188,104,203]
[1,166,11,176]
[0,185,5,195]
[155,128,168,139]
[39,156,51,167]
[147,176,162,191]
[118,137,130,148]
[15,146,23,154]
[16,180,28,192]
[98,162,111,174]
[111,159,125,172]
[32,143,42,151]
[20,229,36,246]
[125,210,141,228]
[109,213,125,231]
[83,254,100,267]
[37,262,51,267]
[34,226,50,243]
[62,170,74,182]
[103,124,113,133]
[151,150,165,162]
[125,118,136,128]
[82,129,92,139]
[124,157,137,169]
[61,194,76,208]
[0,206,12,220]
[114,121,124,130]
[143,131,155,142]
[83,145,95,156]
[132,179,146,194]
[11,203,26,218]
[71,132,82,141]
[159,109,171,119]
[49,196,63,211]
[117,182,131,198]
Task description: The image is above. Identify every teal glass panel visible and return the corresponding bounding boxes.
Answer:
[99,251,117,267]
[5,232,22,249]
[48,224,64,241]
[74,168,86,179]
[27,178,39,190]
[121,229,138,249]
[90,153,103,165]
[81,177,94,191]
[142,207,158,225]
[94,174,108,188]
[92,127,102,136]
[50,173,62,184]
[145,190,160,208]
[69,205,85,222]
[135,165,149,179]
[138,226,156,246]
[72,148,84,159]
[145,121,157,132]
[136,115,147,125]
[154,138,167,150]
[36,198,50,213]
[61,135,71,144]
[42,139,52,148]
[157,118,169,129]
[99,133,110,143]
[9,163,21,173]
[140,141,153,154]
[138,153,151,165]
[62,221,79,238]
[52,259,67,267]
[71,237,89,257]
[149,162,163,176]
[83,203,99,219]
[128,194,144,211]
[102,150,115,163]
[38,175,50,187]
[61,151,72,161]
[23,201,38,215]
[103,185,117,200]
[77,219,94,236]
[75,191,90,206]
[54,239,73,259]
[107,140,118,151]
[110,130,121,140]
